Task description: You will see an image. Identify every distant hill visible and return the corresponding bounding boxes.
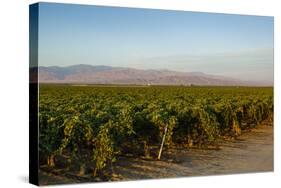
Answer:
[30,64,267,86]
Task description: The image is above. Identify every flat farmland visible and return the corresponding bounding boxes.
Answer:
[38,85,273,185]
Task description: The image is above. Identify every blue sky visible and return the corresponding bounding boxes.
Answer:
[38,2,274,83]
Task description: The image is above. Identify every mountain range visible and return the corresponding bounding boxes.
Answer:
[30,64,268,86]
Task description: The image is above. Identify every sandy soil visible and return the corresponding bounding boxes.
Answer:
[39,123,273,185]
[111,124,273,181]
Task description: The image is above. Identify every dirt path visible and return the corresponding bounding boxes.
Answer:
[38,124,273,185]
[111,124,273,181]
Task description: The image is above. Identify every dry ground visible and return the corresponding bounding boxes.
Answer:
[39,123,273,185]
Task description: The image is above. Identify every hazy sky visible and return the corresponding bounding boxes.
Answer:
[38,3,274,83]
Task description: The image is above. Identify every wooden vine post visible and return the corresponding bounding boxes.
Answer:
[158,124,168,160]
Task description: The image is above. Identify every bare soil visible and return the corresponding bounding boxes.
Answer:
[39,123,273,185]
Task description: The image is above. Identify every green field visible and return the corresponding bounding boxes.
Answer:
[39,85,273,178]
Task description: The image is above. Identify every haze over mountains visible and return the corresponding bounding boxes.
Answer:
[30,64,271,86]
